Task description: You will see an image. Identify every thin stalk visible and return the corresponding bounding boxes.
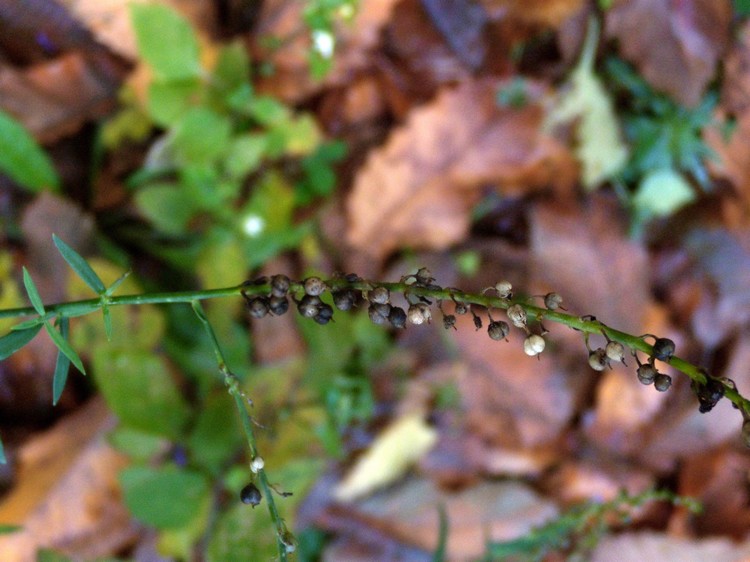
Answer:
[191,301,289,561]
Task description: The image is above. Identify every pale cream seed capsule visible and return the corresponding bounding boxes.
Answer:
[524,334,546,356]
[495,280,513,299]
[506,304,527,328]
[250,456,265,473]
[407,303,432,325]
[588,348,608,371]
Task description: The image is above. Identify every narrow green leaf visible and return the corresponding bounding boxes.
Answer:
[10,318,44,331]
[52,234,106,294]
[52,317,71,406]
[432,504,449,562]
[0,109,60,192]
[103,305,113,341]
[0,324,42,360]
[105,269,131,297]
[44,321,85,375]
[0,435,6,465]
[22,267,45,315]
[130,4,201,81]
[0,523,21,533]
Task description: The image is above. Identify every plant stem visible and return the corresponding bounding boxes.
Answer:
[191,300,289,561]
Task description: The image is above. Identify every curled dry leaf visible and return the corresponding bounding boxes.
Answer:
[347,79,577,261]
[605,0,731,107]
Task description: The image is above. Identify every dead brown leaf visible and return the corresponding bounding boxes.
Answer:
[721,20,750,116]
[605,0,731,108]
[591,532,750,562]
[480,0,585,28]
[0,398,134,561]
[705,111,750,222]
[346,79,577,262]
[0,52,122,143]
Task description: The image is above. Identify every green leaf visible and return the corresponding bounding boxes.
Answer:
[187,392,243,474]
[135,183,195,235]
[147,80,202,126]
[52,234,106,294]
[0,109,59,192]
[109,427,168,460]
[171,107,232,166]
[104,269,131,297]
[225,134,267,179]
[103,305,113,341]
[22,267,45,315]
[120,465,209,529]
[0,523,20,533]
[634,168,696,219]
[37,550,73,562]
[93,347,190,439]
[45,321,85,375]
[130,4,201,81]
[0,324,42,360]
[10,318,43,331]
[52,317,71,405]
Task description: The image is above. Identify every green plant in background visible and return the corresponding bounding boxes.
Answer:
[484,489,701,562]
[302,0,359,78]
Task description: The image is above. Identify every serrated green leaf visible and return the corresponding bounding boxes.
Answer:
[120,465,209,529]
[0,324,42,360]
[0,109,59,192]
[22,267,45,315]
[130,4,201,81]
[52,317,71,405]
[45,321,85,375]
[52,234,106,294]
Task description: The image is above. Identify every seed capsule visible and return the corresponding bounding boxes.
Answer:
[654,373,672,392]
[369,286,390,305]
[454,301,469,315]
[506,304,527,328]
[313,303,334,325]
[588,348,608,371]
[605,341,625,364]
[389,306,407,329]
[303,276,326,297]
[368,303,390,325]
[250,456,265,473]
[270,274,290,298]
[544,292,564,310]
[488,320,509,341]
[407,303,431,325]
[247,297,270,319]
[495,281,513,299]
[298,295,321,318]
[651,338,675,362]
[694,377,725,413]
[240,483,262,507]
[637,363,657,385]
[443,314,457,330]
[524,334,546,356]
[332,289,355,311]
[269,296,289,316]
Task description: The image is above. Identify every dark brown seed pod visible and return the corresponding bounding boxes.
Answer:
[472,312,483,330]
[313,303,334,325]
[269,296,289,316]
[332,289,355,311]
[651,338,675,362]
[304,276,326,297]
[454,301,469,315]
[443,314,457,330]
[654,373,672,392]
[368,303,390,325]
[389,306,407,329]
[298,295,321,318]
[247,297,270,319]
[488,320,509,341]
[270,274,290,298]
[369,286,390,305]
[240,483,262,507]
[588,348,608,371]
[693,376,725,414]
[637,363,657,385]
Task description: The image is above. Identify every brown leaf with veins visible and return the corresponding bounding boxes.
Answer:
[606,0,731,107]
[347,79,577,262]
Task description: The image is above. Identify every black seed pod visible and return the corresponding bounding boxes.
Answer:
[389,306,407,329]
[269,296,289,316]
[333,289,355,311]
[304,276,326,297]
[454,302,469,315]
[247,297,270,319]
[654,373,672,392]
[368,303,390,325]
[473,313,483,330]
[443,314,457,330]
[637,363,657,385]
[313,303,334,325]
[488,320,509,341]
[298,295,321,318]
[369,286,390,305]
[344,273,361,283]
[651,338,675,362]
[270,274,291,298]
[240,483,262,507]
[694,377,725,414]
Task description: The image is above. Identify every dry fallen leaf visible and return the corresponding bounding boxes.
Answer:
[480,0,585,28]
[334,413,438,502]
[0,398,134,561]
[347,79,577,262]
[605,0,731,107]
[591,532,750,562]
[720,19,750,116]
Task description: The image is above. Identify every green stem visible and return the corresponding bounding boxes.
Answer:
[191,301,289,561]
